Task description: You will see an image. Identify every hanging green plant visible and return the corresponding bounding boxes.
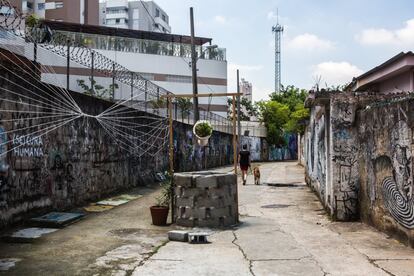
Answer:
[194,121,213,137]
[193,120,213,146]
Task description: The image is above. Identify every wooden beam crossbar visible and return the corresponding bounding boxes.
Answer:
[161,93,243,98]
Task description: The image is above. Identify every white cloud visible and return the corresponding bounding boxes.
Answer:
[356,19,414,46]
[287,33,334,51]
[312,62,364,87]
[214,15,227,24]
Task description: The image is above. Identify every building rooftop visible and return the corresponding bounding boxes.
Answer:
[42,20,212,45]
[349,51,414,91]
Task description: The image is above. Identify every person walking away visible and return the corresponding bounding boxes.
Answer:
[239,144,250,185]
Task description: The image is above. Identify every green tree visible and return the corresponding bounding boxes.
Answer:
[257,101,290,146]
[177,98,192,121]
[227,98,258,121]
[258,85,310,146]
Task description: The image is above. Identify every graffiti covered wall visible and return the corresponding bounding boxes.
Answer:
[305,91,414,246]
[304,106,329,209]
[358,100,414,246]
[0,61,235,228]
[268,133,298,161]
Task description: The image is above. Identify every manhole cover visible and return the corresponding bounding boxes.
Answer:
[261,204,292,209]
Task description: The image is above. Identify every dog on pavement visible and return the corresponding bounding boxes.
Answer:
[253,166,260,185]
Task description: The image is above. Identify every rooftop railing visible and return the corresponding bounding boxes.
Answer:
[53,30,227,61]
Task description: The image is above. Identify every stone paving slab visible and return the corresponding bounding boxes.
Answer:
[133,231,251,276]
[4,228,59,242]
[252,259,325,276]
[0,259,21,271]
[30,212,84,227]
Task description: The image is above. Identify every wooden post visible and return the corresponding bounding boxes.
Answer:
[232,95,237,173]
[232,95,239,223]
[168,97,174,223]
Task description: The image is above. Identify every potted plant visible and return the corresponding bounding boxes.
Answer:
[193,120,213,146]
[150,178,171,226]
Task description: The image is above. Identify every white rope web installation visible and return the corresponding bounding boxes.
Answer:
[0,1,169,159]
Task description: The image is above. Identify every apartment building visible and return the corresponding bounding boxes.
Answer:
[99,0,171,33]
[38,21,227,116]
[8,0,99,25]
[240,78,252,102]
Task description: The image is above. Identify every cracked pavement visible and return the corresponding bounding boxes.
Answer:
[133,162,414,276]
[1,162,414,275]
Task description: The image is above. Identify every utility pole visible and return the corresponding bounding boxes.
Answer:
[237,70,241,147]
[67,40,70,90]
[190,7,199,121]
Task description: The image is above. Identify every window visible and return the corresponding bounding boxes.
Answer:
[55,2,64,9]
[26,2,33,9]
[116,19,120,23]
[162,14,166,22]
[155,8,159,17]
[165,75,192,83]
[133,8,139,19]
[38,3,45,10]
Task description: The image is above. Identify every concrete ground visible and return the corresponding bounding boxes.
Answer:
[1,161,414,275]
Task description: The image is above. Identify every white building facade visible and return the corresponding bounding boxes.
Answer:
[99,0,171,33]
[33,22,228,116]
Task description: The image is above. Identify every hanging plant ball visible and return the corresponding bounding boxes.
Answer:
[193,120,213,146]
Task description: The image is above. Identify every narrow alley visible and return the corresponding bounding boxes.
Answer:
[1,162,414,276]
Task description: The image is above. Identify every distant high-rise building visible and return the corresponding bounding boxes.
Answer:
[240,78,252,102]
[99,0,171,33]
[8,0,99,25]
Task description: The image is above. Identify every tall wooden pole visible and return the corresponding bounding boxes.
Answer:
[168,97,174,223]
[237,69,241,148]
[232,95,237,173]
[190,7,199,121]
[232,95,239,223]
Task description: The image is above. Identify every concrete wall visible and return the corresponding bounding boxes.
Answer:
[268,133,298,161]
[0,59,234,228]
[304,91,414,246]
[358,99,414,246]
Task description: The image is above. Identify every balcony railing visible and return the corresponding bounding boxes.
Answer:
[53,30,227,61]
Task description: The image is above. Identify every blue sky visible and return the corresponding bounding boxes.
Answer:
[146,0,414,101]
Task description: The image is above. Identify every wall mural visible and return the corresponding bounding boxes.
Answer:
[331,99,359,220]
[380,118,414,229]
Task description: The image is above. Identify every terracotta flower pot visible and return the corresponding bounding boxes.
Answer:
[150,206,169,226]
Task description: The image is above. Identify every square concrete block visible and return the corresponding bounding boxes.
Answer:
[174,174,192,188]
[168,230,189,242]
[211,207,229,218]
[196,176,218,189]
[175,186,183,197]
[175,196,194,208]
[182,188,203,198]
[197,218,219,228]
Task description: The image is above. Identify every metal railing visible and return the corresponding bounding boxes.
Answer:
[54,30,226,61]
[0,1,233,134]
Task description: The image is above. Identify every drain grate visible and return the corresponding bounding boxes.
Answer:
[265,183,303,187]
[261,204,292,209]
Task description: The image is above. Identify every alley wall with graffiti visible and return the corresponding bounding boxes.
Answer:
[358,99,414,246]
[0,59,236,228]
[304,91,414,247]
